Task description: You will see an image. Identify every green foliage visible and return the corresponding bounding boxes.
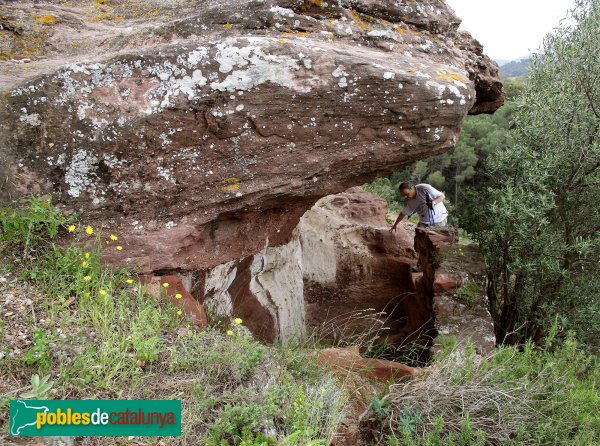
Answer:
[363,177,402,214]
[0,195,73,259]
[461,0,600,347]
[0,196,348,444]
[364,96,517,223]
[502,76,527,101]
[20,374,54,400]
[364,0,598,350]
[454,280,482,309]
[425,170,445,189]
[23,328,53,371]
[369,394,391,420]
[499,58,530,78]
[371,330,600,445]
[129,306,163,363]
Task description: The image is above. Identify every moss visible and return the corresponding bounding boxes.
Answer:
[350,9,374,32]
[436,72,468,83]
[283,30,309,38]
[220,177,239,192]
[33,15,56,25]
[299,0,325,12]
[454,280,483,309]
[90,12,117,21]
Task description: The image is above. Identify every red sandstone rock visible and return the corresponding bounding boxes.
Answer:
[140,275,208,329]
[433,273,458,293]
[318,345,418,382]
[200,188,420,345]
[414,227,495,354]
[0,0,503,274]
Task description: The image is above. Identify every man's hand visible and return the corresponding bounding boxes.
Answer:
[389,212,404,233]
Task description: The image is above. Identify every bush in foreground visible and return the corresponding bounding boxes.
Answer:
[0,196,347,445]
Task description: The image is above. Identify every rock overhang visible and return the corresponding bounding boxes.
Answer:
[0,0,503,272]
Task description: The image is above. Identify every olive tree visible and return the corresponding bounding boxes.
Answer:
[469,0,600,347]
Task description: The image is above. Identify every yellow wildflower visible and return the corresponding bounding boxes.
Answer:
[99,289,106,295]
[82,261,88,267]
[234,317,243,324]
[68,225,76,232]
[126,279,134,284]
[110,234,118,241]
[86,226,94,235]
[175,293,182,299]
[84,252,90,259]
[162,282,169,288]
[177,310,182,315]
[116,245,123,251]
[83,275,91,281]
[226,330,234,336]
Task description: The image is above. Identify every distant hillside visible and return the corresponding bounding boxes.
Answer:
[500,57,531,77]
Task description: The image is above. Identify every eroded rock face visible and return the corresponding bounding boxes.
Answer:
[413,226,496,354]
[198,187,495,356]
[198,187,419,344]
[0,0,503,273]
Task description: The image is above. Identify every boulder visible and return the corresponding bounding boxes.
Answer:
[140,274,208,329]
[0,0,503,274]
[413,227,496,354]
[317,345,418,382]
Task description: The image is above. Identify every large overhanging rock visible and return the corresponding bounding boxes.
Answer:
[0,0,503,273]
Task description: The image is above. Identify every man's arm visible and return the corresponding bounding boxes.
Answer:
[422,184,445,205]
[432,192,445,205]
[390,212,405,232]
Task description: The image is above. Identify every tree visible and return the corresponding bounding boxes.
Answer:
[465,0,600,348]
[426,170,445,189]
[412,160,429,183]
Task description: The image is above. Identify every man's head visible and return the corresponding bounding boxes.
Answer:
[398,181,416,199]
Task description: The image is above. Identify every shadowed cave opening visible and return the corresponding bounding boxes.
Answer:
[184,192,439,368]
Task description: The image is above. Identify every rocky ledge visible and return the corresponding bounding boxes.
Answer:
[0,0,503,274]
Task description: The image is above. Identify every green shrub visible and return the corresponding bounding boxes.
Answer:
[0,196,349,445]
[0,195,72,258]
[368,330,600,445]
[454,280,483,309]
[23,328,53,371]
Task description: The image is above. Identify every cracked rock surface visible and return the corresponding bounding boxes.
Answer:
[0,0,503,273]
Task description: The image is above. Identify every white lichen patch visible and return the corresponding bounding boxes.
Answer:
[65,149,99,198]
[161,69,208,108]
[157,166,176,184]
[19,113,41,126]
[383,71,395,80]
[367,29,399,41]
[102,153,126,168]
[332,66,349,88]
[184,47,209,68]
[209,39,307,93]
[269,5,295,17]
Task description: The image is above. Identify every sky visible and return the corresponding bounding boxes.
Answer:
[444,0,575,61]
